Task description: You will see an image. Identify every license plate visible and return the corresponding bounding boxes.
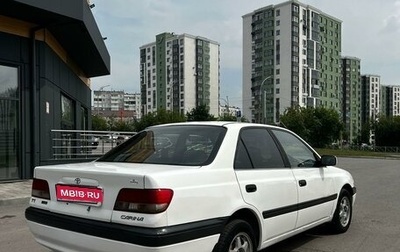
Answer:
[56,184,104,205]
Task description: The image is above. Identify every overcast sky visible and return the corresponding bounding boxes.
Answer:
[90,0,400,108]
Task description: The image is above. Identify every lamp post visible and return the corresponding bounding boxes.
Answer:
[259,76,273,124]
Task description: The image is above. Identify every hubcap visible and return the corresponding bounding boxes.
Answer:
[229,232,253,252]
[339,196,351,227]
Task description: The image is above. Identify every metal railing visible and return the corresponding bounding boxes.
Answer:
[51,130,136,160]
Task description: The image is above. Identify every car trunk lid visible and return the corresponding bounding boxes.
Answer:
[32,162,150,223]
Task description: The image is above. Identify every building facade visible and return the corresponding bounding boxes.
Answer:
[341,57,361,142]
[381,85,400,117]
[0,0,110,181]
[242,0,342,123]
[140,33,220,116]
[361,75,381,124]
[93,90,141,120]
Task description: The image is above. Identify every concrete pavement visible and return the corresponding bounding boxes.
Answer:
[0,180,32,206]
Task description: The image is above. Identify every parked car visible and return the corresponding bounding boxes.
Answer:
[25,122,356,252]
[116,134,132,145]
[80,136,99,153]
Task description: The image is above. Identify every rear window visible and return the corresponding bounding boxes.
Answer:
[98,125,226,166]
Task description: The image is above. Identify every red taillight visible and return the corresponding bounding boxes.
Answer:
[114,189,173,214]
[32,178,50,200]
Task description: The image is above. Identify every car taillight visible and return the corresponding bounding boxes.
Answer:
[32,178,50,200]
[114,189,173,214]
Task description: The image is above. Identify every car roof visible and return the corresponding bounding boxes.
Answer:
[147,121,286,131]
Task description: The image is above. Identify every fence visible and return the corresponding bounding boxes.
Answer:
[330,144,400,153]
[51,130,136,160]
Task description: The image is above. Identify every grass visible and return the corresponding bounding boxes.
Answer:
[315,148,400,159]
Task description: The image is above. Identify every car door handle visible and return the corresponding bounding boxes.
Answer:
[299,180,307,187]
[245,184,257,193]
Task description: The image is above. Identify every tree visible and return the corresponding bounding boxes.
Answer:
[218,113,237,121]
[91,115,108,131]
[280,106,343,148]
[110,120,135,132]
[279,106,308,140]
[186,105,216,121]
[133,109,186,132]
[375,116,400,146]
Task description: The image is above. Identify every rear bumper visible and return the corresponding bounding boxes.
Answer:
[25,207,226,249]
[27,220,220,252]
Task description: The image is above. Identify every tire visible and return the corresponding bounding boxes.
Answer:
[213,219,256,252]
[331,189,352,233]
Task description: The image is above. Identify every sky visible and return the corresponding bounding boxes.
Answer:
[90,0,400,109]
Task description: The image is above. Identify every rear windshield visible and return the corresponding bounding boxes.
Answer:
[98,125,226,166]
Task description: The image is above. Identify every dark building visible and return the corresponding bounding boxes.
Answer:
[0,0,110,181]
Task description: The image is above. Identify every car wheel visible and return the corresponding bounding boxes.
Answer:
[213,219,256,252]
[331,189,352,233]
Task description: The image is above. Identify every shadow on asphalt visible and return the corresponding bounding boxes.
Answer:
[262,224,336,251]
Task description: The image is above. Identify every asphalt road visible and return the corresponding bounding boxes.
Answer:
[0,157,399,252]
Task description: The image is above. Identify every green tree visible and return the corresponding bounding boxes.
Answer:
[133,109,186,132]
[279,106,308,140]
[280,106,343,148]
[91,115,108,131]
[359,122,371,145]
[186,104,216,121]
[110,120,135,132]
[218,113,237,121]
[375,116,400,146]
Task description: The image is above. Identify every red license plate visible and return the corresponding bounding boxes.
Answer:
[56,184,104,205]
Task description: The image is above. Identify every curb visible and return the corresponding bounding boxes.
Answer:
[0,196,30,207]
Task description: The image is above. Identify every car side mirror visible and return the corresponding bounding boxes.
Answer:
[320,155,337,166]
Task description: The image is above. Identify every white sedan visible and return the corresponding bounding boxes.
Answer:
[26,122,356,252]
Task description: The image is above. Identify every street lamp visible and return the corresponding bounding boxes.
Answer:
[259,76,273,124]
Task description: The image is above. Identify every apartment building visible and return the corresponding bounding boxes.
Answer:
[341,57,361,142]
[361,75,381,124]
[140,33,220,116]
[381,85,400,117]
[242,0,342,123]
[93,91,142,120]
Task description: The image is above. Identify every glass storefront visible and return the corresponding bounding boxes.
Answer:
[0,65,20,181]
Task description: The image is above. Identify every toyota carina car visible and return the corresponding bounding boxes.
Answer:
[26,122,356,252]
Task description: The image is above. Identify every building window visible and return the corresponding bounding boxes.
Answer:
[81,106,88,130]
[61,94,74,130]
[276,9,280,16]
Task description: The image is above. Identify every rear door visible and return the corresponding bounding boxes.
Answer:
[271,129,336,228]
[234,127,298,242]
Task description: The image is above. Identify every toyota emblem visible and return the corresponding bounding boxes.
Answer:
[74,178,81,185]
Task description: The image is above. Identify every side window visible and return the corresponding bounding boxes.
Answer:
[235,128,284,169]
[272,129,317,167]
[234,139,252,169]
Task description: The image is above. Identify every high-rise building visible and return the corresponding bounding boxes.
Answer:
[361,74,381,145]
[140,33,220,116]
[381,85,400,117]
[341,57,361,142]
[242,0,342,123]
[361,75,381,124]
